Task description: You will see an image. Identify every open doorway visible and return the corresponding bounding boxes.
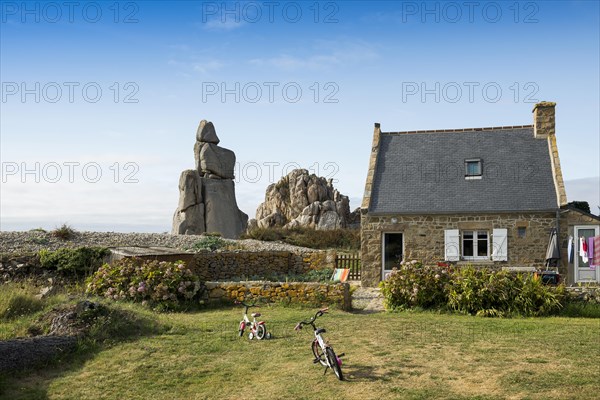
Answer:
[382,233,403,280]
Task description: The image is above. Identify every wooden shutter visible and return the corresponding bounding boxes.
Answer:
[444,229,460,261]
[492,229,508,261]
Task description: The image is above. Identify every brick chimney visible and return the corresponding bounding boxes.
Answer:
[532,101,556,139]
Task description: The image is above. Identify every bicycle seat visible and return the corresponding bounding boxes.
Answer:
[316,328,326,335]
[251,313,261,318]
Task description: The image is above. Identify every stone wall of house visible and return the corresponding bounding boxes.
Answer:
[361,212,557,286]
[192,250,333,281]
[203,281,351,310]
[558,209,600,285]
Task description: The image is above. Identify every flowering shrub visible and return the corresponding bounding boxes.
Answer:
[86,259,201,309]
[379,260,452,310]
[380,261,564,317]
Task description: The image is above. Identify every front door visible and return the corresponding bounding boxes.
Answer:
[382,233,403,280]
[574,225,600,283]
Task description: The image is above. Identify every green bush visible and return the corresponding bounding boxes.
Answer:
[379,260,452,310]
[51,223,76,240]
[39,247,110,276]
[447,267,564,317]
[188,236,227,251]
[380,261,564,317]
[86,259,201,310]
[242,227,360,250]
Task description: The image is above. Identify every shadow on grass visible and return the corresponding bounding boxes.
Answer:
[0,305,166,400]
[342,363,385,382]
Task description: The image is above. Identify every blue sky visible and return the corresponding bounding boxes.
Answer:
[1,0,599,231]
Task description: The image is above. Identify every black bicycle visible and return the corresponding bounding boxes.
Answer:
[295,308,344,380]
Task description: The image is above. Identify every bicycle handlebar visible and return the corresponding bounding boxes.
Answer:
[295,308,329,330]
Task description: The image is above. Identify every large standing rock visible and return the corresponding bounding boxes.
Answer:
[203,178,248,238]
[172,120,247,238]
[198,143,236,179]
[177,170,202,210]
[172,203,205,235]
[196,120,220,144]
[172,170,205,235]
[254,169,358,230]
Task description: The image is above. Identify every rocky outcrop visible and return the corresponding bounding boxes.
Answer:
[253,169,360,230]
[172,120,248,238]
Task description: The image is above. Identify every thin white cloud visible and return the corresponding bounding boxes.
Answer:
[248,39,380,71]
[202,19,245,31]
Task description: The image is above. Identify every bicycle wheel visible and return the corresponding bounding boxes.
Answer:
[326,347,344,381]
[238,322,245,337]
[255,324,266,340]
[311,340,327,366]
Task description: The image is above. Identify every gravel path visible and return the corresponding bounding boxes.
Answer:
[0,231,318,254]
[351,287,385,313]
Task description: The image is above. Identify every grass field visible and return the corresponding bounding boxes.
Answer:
[1,300,599,400]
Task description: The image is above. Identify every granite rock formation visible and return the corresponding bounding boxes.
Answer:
[252,169,360,230]
[172,121,248,238]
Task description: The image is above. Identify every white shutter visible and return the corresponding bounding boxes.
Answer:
[492,229,508,261]
[444,229,460,261]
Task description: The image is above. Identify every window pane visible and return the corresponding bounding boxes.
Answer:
[464,231,473,239]
[463,239,474,256]
[478,239,488,256]
[466,161,481,175]
[477,231,487,239]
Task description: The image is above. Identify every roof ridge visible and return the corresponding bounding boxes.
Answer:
[383,125,533,135]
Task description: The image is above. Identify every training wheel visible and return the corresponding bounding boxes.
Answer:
[248,332,254,340]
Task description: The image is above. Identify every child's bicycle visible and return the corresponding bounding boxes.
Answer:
[295,307,344,380]
[235,299,271,340]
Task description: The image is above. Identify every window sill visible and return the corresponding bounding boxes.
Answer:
[457,260,495,266]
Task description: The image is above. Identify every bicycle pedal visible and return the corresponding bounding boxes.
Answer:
[337,353,345,358]
[313,357,321,364]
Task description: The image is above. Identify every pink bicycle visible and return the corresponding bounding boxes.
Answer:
[236,300,271,340]
[295,307,344,380]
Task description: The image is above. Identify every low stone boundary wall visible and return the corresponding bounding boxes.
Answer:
[193,251,326,281]
[203,281,351,311]
[565,286,600,303]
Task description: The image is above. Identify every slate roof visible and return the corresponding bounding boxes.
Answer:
[368,126,559,214]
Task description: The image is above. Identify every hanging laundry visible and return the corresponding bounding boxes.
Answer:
[568,236,574,263]
[593,236,600,267]
[580,236,589,264]
[588,236,595,267]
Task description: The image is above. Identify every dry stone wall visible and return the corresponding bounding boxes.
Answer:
[203,281,351,310]
[192,251,310,281]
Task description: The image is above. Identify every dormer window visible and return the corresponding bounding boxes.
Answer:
[465,159,482,179]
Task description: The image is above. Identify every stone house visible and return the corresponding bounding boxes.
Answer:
[360,102,600,287]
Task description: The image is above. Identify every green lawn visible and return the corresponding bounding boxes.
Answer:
[1,303,599,400]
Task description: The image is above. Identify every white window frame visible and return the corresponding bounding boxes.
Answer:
[574,225,600,283]
[462,230,490,261]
